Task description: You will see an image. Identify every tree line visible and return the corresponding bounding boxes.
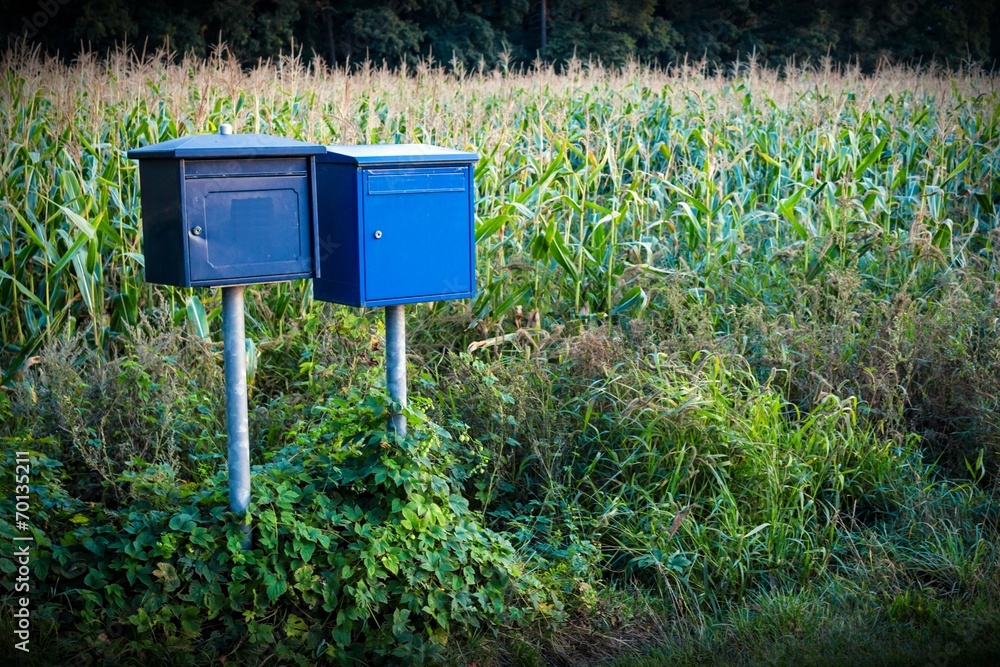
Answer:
[3,0,998,71]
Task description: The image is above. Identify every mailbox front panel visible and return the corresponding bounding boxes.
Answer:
[361,167,474,304]
[185,174,313,285]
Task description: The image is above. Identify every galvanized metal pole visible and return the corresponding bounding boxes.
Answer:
[222,285,251,548]
[385,305,407,436]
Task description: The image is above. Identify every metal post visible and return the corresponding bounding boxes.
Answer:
[385,305,407,436]
[222,285,251,548]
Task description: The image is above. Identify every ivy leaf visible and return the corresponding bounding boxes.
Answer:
[401,508,420,531]
[264,574,287,602]
[152,562,180,591]
[168,512,196,532]
[84,569,106,589]
[284,614,308,639]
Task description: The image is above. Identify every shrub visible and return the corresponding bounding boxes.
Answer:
[8,318,225,503]
[0,386,540,665]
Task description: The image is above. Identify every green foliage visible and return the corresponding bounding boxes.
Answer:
[0,383,538,663]
[444,327,1000,662]
[604,584,1000,666]
[742,272,1000,479]
[544,0,681,66]
[449,344,921,602]
[7,316,225,501]
[1,0,996,69]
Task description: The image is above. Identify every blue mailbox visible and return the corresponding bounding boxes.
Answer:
[127,129,326,287]
[312,144,479,307]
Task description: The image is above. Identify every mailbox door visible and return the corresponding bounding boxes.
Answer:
[184,175,313,284]
[361,167,473,304]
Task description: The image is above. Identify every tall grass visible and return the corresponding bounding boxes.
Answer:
[443,332,1000,662]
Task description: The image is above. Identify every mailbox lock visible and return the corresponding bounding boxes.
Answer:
[373,230,383,239]
[192,226,203,236]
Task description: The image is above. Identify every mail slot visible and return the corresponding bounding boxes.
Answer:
[127,130,325,287]
[313,144,479,307]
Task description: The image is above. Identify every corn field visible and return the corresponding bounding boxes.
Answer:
[2,46,998,382]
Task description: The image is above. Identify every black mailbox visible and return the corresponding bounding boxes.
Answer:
[127,128,326,287]
[313,144,479,307]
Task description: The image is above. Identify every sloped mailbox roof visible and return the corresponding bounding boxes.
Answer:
[127,133,325,159]
[319,144,478,166]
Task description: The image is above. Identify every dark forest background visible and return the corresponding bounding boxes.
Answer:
[2,0,999,71]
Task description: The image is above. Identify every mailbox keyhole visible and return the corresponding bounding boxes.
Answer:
[192,226,203,236]
[373,230,383,239]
